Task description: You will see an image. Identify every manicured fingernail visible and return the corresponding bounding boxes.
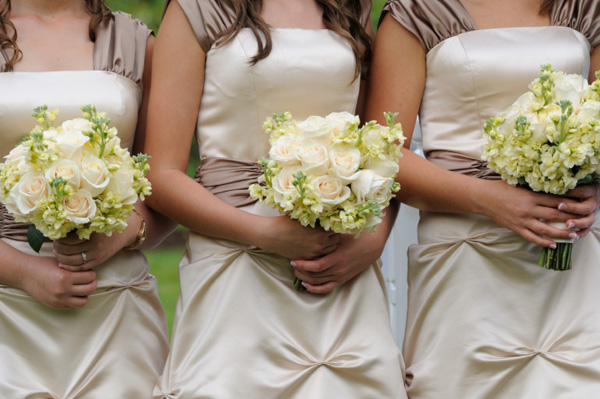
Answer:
[568,233,578,240]
[567,222,575,229]
[549,243,557,249]
[558,203,567,210]
[301,282,307,288]
[290,261,297,268]
[58,264,65,269]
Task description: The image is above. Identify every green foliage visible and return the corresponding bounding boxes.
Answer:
[106,0,165,32]
[107,0,387,33]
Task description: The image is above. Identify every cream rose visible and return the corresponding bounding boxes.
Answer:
[269,135,303,166]
[61,118,93,133]
[554,73,587,105]
[4,145,30,175]
[328,144,361,183]
[107,167,137,205]
[272,166,302,195]
[62,189,96,224]
[298,115,331,146]
[351,169,394,205]
[56,130,90,159]
[45,159,81,189]
[296,143,330,176]
[326,112,359,140]
[80,155,110,196]
[577,100,600,123]
[312,175,351,209]
[363,158,399,179]
[15,172,50,215]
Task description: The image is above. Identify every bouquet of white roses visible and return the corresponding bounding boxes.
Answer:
[0,105,151,252]
[250,111,404,237]
[482,64,600,270]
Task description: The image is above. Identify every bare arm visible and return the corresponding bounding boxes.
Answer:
[143,0,339,260]
[365,15,596,248]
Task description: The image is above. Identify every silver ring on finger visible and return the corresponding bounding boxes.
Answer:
[81,251,87,265]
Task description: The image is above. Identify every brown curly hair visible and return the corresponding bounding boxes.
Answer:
[171,0,371,79]
[540,0,555,15]
[0,0,111,71]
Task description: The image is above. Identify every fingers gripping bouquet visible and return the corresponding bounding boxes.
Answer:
[0,105,152,252]
[482,64,600,270]
[250,110,403,243]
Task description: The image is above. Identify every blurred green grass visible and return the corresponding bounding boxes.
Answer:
[146,246,184,337]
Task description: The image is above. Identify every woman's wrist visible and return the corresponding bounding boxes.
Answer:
[124,208,147,251]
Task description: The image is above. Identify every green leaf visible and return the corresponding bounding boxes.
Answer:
[27,225,45,253]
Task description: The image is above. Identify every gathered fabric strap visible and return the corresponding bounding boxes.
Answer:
[427,150,501,180]
[195,157,263,208]
[0,204,29,242]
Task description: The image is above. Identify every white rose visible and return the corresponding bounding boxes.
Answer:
[107,167,137,205]
[80,155,110,196]
[45,159,81,189]
[15,172,50,215]
[62,189,96,224]
[554,73,587,105]
[326,112,359,139]
[269,135,303,166]
[272,166,302,195]
[56,130,90,159]
[298,115,331,146]
[61,118,93,133]
[4,145,30,175]
[328,144,361,183]
[363,158,399,178]
[296,143,330,176]
[351,169,394,205]
[312,175,350,209]
[577,100,600,124]
[43,128,58,140]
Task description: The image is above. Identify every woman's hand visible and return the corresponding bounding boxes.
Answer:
[290,202,398,294]
[20,256,97,310]
[560,182,600,238]
[477,180,597,247]
[256,216,341,260]
[291,232,382,294]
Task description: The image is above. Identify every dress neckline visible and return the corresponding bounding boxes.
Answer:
[455,0,555,31]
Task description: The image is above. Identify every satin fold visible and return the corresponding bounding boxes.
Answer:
[195,157,262,208]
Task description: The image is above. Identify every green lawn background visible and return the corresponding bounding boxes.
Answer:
[107,0,387,335]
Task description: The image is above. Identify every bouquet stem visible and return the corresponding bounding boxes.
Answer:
[293,277,306,291]
[539,221,574,270]
[539,242,572,270]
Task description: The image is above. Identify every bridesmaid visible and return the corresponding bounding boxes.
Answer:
[0,0,173,396]
[367,0,600,398]
[146,0,406,397]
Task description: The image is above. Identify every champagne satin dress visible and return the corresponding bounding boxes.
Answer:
[384,0,600,397]
[0,12,169,398]
[153,1,407,398]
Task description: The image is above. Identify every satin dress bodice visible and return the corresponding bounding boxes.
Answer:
[0,70,140,156]
[421,26,590,160]
[197,28,359,163]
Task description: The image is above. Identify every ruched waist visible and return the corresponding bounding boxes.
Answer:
[0,203,29,242]
[427,150,501,180]
[195,157,262,207]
